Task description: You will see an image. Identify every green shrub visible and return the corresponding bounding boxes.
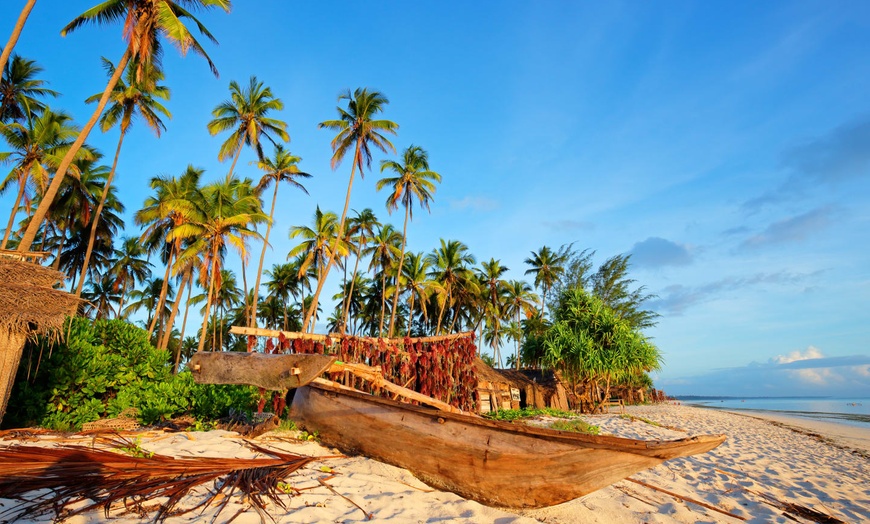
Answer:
[4,318,258,430]
[483,406,578,421]
[548,419,600,435]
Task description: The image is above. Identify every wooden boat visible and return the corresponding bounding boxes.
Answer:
[289,381,726,509]
[189,352,335,390]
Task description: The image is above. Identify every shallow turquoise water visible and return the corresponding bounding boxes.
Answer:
[680,397,870,429]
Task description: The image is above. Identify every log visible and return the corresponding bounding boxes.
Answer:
[189,352,335,390]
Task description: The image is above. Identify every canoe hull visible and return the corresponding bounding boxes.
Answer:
[290,382,725,508]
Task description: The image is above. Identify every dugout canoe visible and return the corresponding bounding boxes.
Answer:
[289,381,726,509]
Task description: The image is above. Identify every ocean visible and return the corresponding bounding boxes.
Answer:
[678,397,870,429]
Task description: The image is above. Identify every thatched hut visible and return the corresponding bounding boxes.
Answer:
[474,359,573,413]
[0,252,79,424]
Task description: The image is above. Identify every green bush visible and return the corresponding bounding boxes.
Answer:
[483,407,578,421]
[4,318,259,430]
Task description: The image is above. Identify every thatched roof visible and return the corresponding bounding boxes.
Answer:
[0,257,65,288]
[474,358,561,395]
[0,258,78,337]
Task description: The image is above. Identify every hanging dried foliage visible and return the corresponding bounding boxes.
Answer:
[232,328,479,412]
[0,437,317,523]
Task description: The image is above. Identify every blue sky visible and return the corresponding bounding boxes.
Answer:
[2,1,869,397]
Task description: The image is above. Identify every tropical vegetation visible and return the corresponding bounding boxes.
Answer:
[0,3,666,428]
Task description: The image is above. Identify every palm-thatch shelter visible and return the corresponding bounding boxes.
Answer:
[474,359,572,413]
[0,251,79,424]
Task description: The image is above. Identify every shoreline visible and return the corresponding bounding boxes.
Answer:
[718,407,870,455]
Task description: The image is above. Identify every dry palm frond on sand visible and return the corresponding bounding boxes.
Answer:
[0,437,317,523]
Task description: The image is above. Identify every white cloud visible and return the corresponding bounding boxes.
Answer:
[773,346,824,364]
[662,347,870,396]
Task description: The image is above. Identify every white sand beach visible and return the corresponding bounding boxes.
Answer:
[1,404,867,523]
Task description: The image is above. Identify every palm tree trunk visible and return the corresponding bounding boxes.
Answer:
[250,183,278,328]
[0,0,36,75]
[515,310,522,370]
[117,274,128,318]
[541,286,548,318]
[379,268,388,336]
[227,139,244,179]
[1,175,27,249]
[148,244,174,335]
[387,205,410,337]
[17,49,130,253]
[160,268,190,350]
[436,290,450,336]
[302,140,361,332]
[198,248,219,352]
[241,256,250,326]
[174,275,194,373]
[75,129,126,297]
[406,293,415,337]
[340,237,365,334]
[52,218,67,271]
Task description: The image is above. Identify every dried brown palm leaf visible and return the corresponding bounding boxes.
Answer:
[0,437,317,523]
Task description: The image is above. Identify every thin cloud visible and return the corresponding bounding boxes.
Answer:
[782,115,870,183]
[742,116,870,213]
[740,206,836,249]
[542,219,595,232]
[651,271,822,315]
[629,237,692,269]
[449,196,498,212]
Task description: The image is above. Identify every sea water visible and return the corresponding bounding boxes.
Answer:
[679,397,870,429]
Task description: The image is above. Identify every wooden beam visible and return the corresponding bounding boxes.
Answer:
[324,361,465,414]
[229,325,473,344]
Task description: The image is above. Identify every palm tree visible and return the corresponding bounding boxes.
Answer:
[366,224,402,336]
[332,273,371,335]
[427,239,476,335]
[376,145,441,337]
[427,238,475,334]
[339,208,378,332]
[503,279,538,370]
[265,261,302,331]
[106,235,151,316]
[524,245,567,318]
[305,87,398,331]
[402,251,438,336]
[207,76,289,179]
[0,109,92,249]
[17,0,230,253]
[1,54,58,123]
[50,158,124,290]
[477,258,509,360]
[124,276,174,331]
[75,58,170,296]
[135,166,202,337]
[83,275,122,320]
[249,144,310,327]
[288,207,349,332]
[0,0,37,75]
[172,176,265,351]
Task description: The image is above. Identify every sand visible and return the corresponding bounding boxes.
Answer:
[1,404,868,523]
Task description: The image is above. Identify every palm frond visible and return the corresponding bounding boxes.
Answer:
[0,438,317,523]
